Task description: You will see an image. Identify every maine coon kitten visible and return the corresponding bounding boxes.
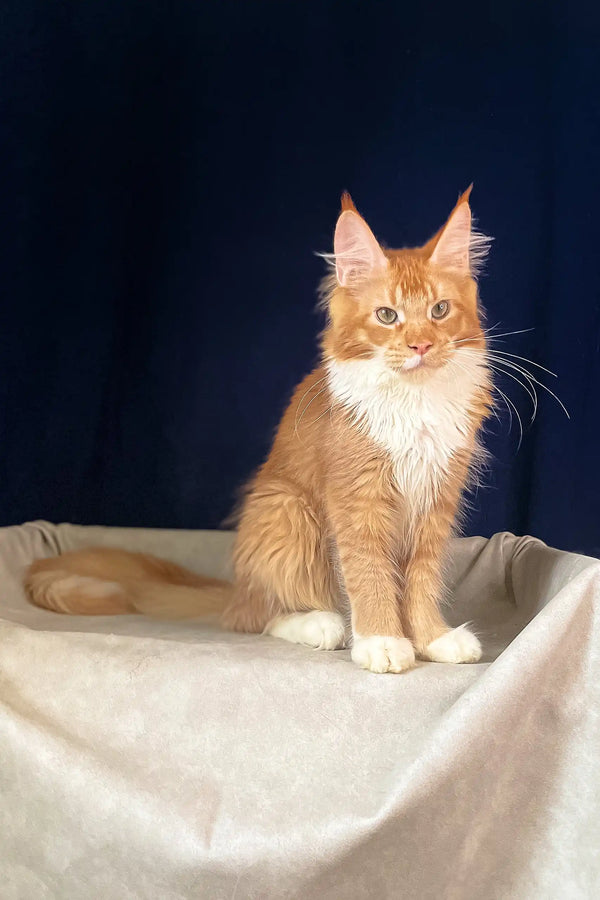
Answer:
[26,188,493,674]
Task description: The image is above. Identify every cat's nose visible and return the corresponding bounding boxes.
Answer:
[408,341,433,356]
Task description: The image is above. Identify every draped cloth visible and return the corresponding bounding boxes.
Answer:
[1,522,598,898]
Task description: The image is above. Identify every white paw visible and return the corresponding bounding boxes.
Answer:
[264,611,346,650]
[422,625,482,663]
[351,635,415,674]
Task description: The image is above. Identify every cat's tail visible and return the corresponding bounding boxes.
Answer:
[25,547,233,618]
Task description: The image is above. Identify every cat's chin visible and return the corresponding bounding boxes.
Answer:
[388,359,445,378]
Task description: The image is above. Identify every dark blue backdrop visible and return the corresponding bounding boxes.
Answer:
[1,1,599,555]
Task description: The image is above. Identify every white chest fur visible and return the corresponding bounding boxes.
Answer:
[327,354,485,512]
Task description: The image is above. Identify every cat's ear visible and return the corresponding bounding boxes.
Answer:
[428,186,491,277]
[334,194,388,286]
[428,187,473,274]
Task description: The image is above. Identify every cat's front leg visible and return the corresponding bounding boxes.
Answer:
[328,492,415,674]
[402,504,482,664]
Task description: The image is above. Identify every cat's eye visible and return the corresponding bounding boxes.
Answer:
[376,307,398,325]
[431,300,450,320]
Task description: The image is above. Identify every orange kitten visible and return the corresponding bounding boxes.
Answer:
[26,189,493,673]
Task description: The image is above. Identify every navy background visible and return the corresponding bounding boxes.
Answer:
[1,1,599,554]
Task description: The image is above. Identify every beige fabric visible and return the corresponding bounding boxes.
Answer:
[1,521,598,899]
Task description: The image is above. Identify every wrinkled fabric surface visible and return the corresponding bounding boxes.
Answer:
[0,521,598,899]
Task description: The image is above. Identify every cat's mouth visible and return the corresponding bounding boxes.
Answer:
[386,355,445,374]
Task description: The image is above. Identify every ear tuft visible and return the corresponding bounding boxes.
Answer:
[341,191,358,213]
[458,183,473,205]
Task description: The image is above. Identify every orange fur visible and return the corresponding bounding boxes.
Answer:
[26,549,230,617]
[25,191,493,672]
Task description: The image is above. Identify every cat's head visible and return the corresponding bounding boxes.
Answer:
[321,189,491,378]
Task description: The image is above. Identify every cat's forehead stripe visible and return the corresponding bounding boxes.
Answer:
[394,282,434,307]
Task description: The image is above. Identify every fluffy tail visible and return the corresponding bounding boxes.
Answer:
[25,547,233,618]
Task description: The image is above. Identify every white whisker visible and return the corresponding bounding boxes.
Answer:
[484,327,535,340]
[450,334,485,346]
[458,347,570,420]
[483,361,538,424]
[308,404,335,427]
[451,327,535,347]
[453,348,517,440]
[495,384,523,449]
[295,386,329,435]
[294,376,329,441]
[462,351,540,422]
[484,349,557,378]
[295,377,328,418]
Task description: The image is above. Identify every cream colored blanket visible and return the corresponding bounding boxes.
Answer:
[1,522,598,899]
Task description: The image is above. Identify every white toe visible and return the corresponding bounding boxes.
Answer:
[351,635,415,674]
[422,625,482,663]
[264,611,346,650]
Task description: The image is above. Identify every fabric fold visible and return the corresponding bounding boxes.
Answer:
[1,523,598,898]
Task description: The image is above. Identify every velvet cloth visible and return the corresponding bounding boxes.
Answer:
[1,521,598,898]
